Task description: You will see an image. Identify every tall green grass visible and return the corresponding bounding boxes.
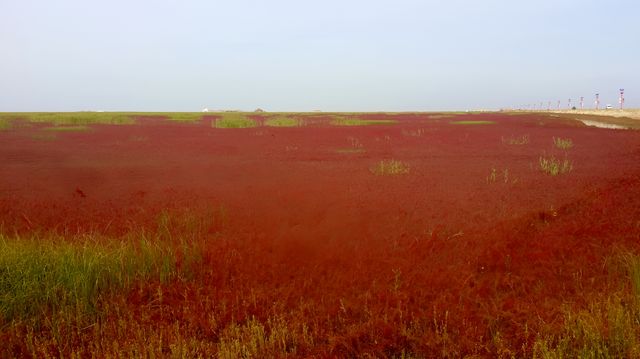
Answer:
[0,233,195,323]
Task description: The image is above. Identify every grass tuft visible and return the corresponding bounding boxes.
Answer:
[371,160,410,175]
[539,156,573,176]
[553,137,573,150]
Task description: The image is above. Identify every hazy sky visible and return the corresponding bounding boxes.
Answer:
[1,0,638,111]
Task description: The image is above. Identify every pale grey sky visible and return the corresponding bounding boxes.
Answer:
[1,0,637,111]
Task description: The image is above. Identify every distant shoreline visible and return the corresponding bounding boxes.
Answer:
[526,109,640,129]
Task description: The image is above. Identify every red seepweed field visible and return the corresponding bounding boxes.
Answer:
[1,112,640,357]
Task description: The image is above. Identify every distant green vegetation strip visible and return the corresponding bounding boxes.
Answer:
[449,120,495,125]
[212,113,257,128]
[0,234,191,322]
[165,113,203,122]
[264,117,302,127]
[330,116,397,126]
[0,112,137,126]
[42,125,91,132]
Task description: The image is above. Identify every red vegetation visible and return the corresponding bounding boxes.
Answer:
[1,113,640,356]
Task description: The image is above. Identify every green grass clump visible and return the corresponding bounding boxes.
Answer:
[264,117,302,127]
[539,156,573,176]
[450,120,495,125]
[0,118,11,130]
[165,113,203,122]
[330,116,397,126]
[212,113,258,129]
[553,137,573,150]
[9,112,137,126]
[42,125,90,132]
[371,159,410,175]
[0,234,188,322]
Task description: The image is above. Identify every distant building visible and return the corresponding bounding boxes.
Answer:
[202,107,209,113]
[255,108,265,112]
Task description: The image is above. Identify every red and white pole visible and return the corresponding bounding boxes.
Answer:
[620,89,625,109]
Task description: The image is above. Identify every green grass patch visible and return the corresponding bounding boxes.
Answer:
[164,113,203,122]
[553,137,574,150]
[0,118,11,131]
[0,233,194,322]
[539,155,573,176]
[264,117,302,127]
[450,120,495,125]
[371,159,410,175]
[2,112,137,126]
[42,125,90,132]
[212,113,258,129]
[330,116,397,127]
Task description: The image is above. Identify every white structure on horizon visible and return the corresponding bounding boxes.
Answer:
[202,107,209,113]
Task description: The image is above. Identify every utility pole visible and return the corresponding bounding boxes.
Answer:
[595,93,600,110]
[580,96,584,110]
[620,89,625,109]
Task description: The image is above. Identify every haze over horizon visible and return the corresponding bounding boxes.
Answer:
[1,0,638,112]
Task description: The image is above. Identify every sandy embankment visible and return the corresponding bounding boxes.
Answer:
[544,109,640,129]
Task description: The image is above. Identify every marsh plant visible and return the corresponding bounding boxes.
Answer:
[501,134,530,145]
[553,137,573,150]
[539,155,573,176]
[487,168,516,184]
[371,159,410,175]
